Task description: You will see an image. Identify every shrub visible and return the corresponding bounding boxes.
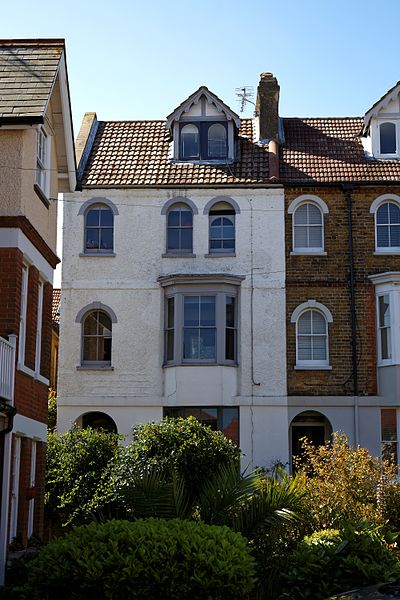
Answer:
[295,432,398,529]
[47,390,57,432]
[46,426,122,526]
[20,518,256,600]
[277,522,400,600]
[125,417,241,501]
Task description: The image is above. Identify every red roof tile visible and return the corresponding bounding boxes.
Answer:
[52,288,61,326]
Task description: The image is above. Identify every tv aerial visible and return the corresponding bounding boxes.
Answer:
[235,86,255,113]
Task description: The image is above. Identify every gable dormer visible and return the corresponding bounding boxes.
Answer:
[363,81,400,159]
[166,86,240,163]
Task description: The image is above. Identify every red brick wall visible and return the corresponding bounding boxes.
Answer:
[0,248,23,340]
[286,185,400,396]
[24,266,39,371]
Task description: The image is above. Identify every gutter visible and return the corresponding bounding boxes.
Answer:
[0,116,43,126]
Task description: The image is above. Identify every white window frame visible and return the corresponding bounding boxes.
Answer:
[370,195,400,254]
[377,293,392,364]
[35,281,43,376]
[291,300,333,370]
[288,195,329,255]
[9,436,21,543]
[18,264,29,368]
[373,119,400,159]
[27,441,36,539]
[36,126,51,197]
[369,273,400,367]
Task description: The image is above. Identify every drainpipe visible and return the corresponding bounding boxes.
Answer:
[343,184,359,446]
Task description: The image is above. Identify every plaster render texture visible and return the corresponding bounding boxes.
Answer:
[58,187,288,465]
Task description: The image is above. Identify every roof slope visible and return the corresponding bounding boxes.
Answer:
[0,39,64,120]
[52,288,61,326]
[81,119,270,187]
[281,117,400,183]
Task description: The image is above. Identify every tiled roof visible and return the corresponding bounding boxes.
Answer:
[281,117,400,183]
[0,39,63,120]
[52,288,61,326]
[80,116,400,187]
[81,119,270,186]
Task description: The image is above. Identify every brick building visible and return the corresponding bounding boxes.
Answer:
[0,39,75,581]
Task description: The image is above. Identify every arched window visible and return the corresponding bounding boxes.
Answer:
[167,203,193,253]
[208,123,227,158]
[376,202,400,250]
[85,204,114,253]
[208,201,235,254]
[181,124,200,159]
[82,310,112,366]
[293,203,323,251]
[291,301,332,369]
[81,411,117,433]
[380,122,397,155]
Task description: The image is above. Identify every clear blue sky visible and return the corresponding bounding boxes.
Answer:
[6,0,400,134]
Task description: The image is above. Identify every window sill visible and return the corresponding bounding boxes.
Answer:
[76,365,114,371]
[79,252,116,257]
[294,365,332,370]
[162,253,196,258]
[17,363,50,385]
[163,362,238,368]
[204,253,236,258]
[374,250,400,255]
[290,251,327,256]
[33,184,50,209]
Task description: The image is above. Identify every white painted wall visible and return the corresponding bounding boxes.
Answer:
[58,187,287,467]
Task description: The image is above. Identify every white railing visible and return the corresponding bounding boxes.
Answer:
[0,335,16,402]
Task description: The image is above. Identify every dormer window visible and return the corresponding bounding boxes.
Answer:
[380,122,397,155]
[179,122,228,161]
[363,83,400,160]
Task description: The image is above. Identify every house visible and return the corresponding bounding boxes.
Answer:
[0,39,76,580]
[58,71,400,473]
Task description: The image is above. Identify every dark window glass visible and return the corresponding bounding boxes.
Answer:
[181,124,200,159]
[165,297,175,361]
[167,205,193,253]
[85,206,114,252]
[380,122,396,154]
[297,310,327,363]
[164,406,239,444]
[208,123,227,158]
[82,310,112,363]
[209,210,235,253]
[82,412,117,433]
[183,296,216,360]
[180,122,228,161]
[376,202,400,248]
[225,297,236,361]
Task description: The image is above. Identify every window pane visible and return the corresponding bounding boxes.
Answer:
[381,409,397,441]
[379,295,390,327]
[308,226,323,248]
[184,297,199,326]
[312,336,327,360]
[298,336,312,360]
[180,210,192,227]
[168,210,180,227]
[86,228,99,250]
[298,312,311,334]
[166,330,174,361]
[294,205,308,225]
[294,226,308,248]
[225,328,235,360]
[200,297,215,326]
[210,225,222,240]
[380,122,396,154]
[377,204,389,225]
[181,124,199,158]
[211,216,223,227]
[101,336,112,361]
[312,311,326,335]
[183,328,199,359]
[223,238,235,249]
[223,225,235,239]
[200,329,216,359]
[377,224,390,247]
[180,228,193,250]
[389,203,400,223]
[391,225,400,247]
[222,408,239,444]
[381,328,391,360]
[83,337,97,361]
[308,204,322,225]
[208,123,227,158]
[86,209,100,226]
[100,228,113,250]
[200,407,218,429]
[84,312,98,335]
[226,297,235,327]
[167,298,174,328]
[167,229,180,250]
[100,209,113,226]
[210,239,222,249]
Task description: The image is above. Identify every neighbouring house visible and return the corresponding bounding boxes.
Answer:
[58,71,400,472]
[0,39,76,580]
[51,289,61,391]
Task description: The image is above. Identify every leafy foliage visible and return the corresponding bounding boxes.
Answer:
[47,389,57,432]
[19,519,256,600]
[295,432,398,529]
[45,426,122,526]
[126,417,241,501]
[277,522,400,600]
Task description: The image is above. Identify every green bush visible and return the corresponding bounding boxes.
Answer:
[20,518,256,600]
[46,426,122,526]
[277,523,400,600]
[125,417,241,501]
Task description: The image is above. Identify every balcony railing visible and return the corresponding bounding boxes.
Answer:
[0,336,16,402]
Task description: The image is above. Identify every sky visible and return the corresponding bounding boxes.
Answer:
[4,0,400,285]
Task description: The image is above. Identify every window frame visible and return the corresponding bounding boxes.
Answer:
[17,264,29,368]
[288,195,329,255]
[84,204,115,255]
[179,121,228,161]
[209,211,236,254]
[376,293,393,365]
[160,276,243,367]
[292,202,324,253]
[291,301,333,370]
[166,203,194,255]
[79,309,114,368]
[375,120,399,159]
[36,126,51,197]
[373,200,400,253]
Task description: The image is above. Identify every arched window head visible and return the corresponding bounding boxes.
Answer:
[376,202,400,250]
[82,310,112,366]
[293,203,323,251]
[209,201,235,254]
[181,124,200,159]
[167,203,193,254]
[85,204,114,253]
[380,122,397,155]
[208,123,227,158]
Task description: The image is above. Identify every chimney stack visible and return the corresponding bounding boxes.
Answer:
[256,72,280,142]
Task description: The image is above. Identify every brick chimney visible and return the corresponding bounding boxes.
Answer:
[256,72,280,142]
